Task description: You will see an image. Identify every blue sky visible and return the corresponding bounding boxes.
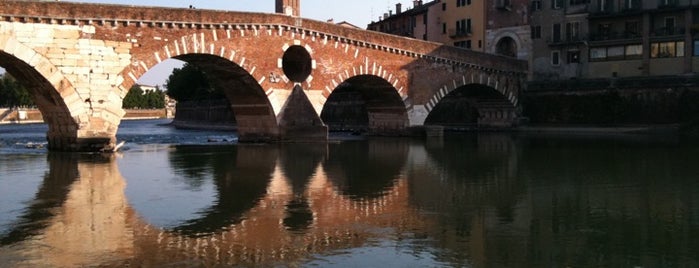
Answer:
[2,0,418,86]
[71,0,412,28]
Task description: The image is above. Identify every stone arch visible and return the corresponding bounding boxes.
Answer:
[0,34,89,150]
[424,70,518,114]
[424,83,517,128]
[496,36,518,58]
[320,74,409,134]
[491,30,525,59]
[317,58,410,113]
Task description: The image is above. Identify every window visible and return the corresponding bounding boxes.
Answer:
[599,0,613,12]
[607,46,625,60]
[531,25,542,39]
[457,0,469,7]
[552,51,561,65]
[625,44,642,59]
[567,50,580,63]
[694,40,699,56]
[531,0,542,10]
[590,45,642,61]
[497,0,512,9]
[598,23,611,39]
[454,40,472,49]
[570,0,588,5]
[590,47,607,61]
[566,22,580,41]
[625,21,640,37]
[553,0,563,9]
[456,19,471,35]
[651,41,684,58]
[623,0,638,10]
[442,3,447,10]
[442,23,447,34]
[664,17,676,35]
[553,23,561,42]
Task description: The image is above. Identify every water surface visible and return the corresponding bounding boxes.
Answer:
[1,120,697,267]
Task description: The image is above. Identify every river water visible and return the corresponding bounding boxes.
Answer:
[1,119,698,267]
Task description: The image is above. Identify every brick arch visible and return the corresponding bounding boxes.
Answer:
[128,34,283,141]
[0,34,89,148]
[121,32,271,92]
[320,74,409,133]
[313,43,411,112]
[489,30,524,57]
[423,71,519,114]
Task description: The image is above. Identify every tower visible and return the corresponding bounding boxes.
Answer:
[275,0,300,17]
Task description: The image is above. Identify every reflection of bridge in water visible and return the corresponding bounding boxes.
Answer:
[3,135,698,267]
[0,140,451,266]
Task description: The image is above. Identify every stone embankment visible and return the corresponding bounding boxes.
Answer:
[0,108,170,124]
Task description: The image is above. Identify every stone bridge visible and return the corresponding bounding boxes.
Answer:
[0,1,527,151]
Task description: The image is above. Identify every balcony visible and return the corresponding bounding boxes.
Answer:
[449,29,471,38]
[589,31,642,42]
[547,36,587,46]
[658,0,679,8]
[652,27,685,37]
[496,0,512,11]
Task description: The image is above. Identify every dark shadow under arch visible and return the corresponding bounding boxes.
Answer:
[173,54,279,141]
[320,75,408,134]
[425,84,515,129]
[496,36,517,58]
[0,51,77,143]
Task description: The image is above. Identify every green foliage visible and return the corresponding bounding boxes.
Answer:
[165,63,223,101]
[122,85,166,109]
[0,74,34,108]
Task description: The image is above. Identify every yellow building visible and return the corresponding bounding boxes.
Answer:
[369,0,486,52]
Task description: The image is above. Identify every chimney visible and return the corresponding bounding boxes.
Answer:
[396,3,402,14]
[384,13,389,20]
[414,0,422,7]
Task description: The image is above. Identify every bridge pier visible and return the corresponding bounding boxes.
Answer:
[277,85,328,142]
[47,135,116,152]
[236,116,281,143]
[44,113,120,152]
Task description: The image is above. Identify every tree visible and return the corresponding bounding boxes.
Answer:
[122,85,144,108]
[146,88,166,109]
[165,63,223,101]
[0,74,33,108]
[122,85,166,109]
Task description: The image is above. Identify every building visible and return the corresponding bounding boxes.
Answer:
[367,1,435,39]
[485,0,532,60]
[368,0,527,55]
[586,0,696,78]
[276,0,300,16]
[531,0,699,81]
[530,0,590,80]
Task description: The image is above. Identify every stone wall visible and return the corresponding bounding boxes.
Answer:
[523,76,699,125]
[172,99,237,130]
